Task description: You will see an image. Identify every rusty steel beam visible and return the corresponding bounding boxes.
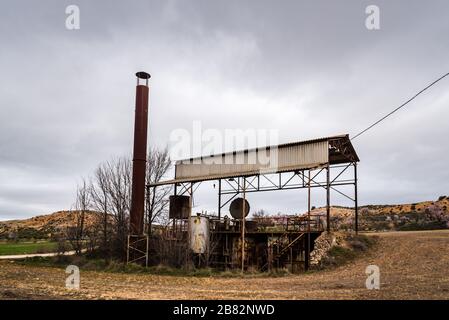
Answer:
[130,71,150,236]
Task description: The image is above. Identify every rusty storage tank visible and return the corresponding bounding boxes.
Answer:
[169,195,191,219]
[190,215,210,254]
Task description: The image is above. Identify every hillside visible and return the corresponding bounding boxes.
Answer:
[1,196,448,240]
[312,195,449,231]
[0,211,101,240]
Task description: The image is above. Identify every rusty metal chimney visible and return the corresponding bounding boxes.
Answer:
[130,71,150,236]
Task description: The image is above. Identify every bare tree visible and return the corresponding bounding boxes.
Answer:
[253,209,271,229]
[87,156,132,259]
[104,156,132,259]
[69,179,91,255]
[253,209,268,219]
[80,147,171,261]
[90,162,111,254]
[145,147,172,236]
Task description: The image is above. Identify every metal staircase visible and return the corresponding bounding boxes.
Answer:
[261,232,305,271]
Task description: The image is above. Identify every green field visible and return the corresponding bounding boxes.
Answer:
[0,241,59,255]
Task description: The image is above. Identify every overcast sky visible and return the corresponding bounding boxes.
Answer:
[1,0,449,220]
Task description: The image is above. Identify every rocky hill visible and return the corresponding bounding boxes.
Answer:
[311,195,449,231]
[0,211,102,240]
[1,196,448,240]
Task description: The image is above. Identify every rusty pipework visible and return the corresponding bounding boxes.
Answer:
[130,71,150,235]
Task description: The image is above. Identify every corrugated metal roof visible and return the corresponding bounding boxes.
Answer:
[149,134,359,187]
[178,134,350,163]
[150,163,328,186]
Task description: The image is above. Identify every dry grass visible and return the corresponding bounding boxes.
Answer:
[1,230,449,300]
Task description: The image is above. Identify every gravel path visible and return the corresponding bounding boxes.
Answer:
[0,250,78,260]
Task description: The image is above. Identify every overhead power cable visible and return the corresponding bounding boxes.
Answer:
[351,72,449,140]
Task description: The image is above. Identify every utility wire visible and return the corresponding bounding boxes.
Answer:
[351,72,449,140]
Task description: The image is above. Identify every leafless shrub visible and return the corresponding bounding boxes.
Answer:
[145,147,172,235]
[56,236,69,256]
[150,228,189,268]
[425,204,449,227]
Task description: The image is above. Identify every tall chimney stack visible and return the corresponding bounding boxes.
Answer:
[130,71,150,236]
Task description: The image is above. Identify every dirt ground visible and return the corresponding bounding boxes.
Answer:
[1,230,449,300]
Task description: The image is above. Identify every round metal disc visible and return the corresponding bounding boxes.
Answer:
[229,197,250,219]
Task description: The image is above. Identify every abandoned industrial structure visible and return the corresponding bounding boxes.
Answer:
[127,72,360,273]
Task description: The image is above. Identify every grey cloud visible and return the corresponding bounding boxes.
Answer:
[1,0,448,220]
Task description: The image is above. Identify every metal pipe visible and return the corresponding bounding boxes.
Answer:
[130,71,150,236]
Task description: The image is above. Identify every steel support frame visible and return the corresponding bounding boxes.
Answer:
[146,162,359,270]
[216,162,359,233]
[173,181,200,197]
[126,235,149,266]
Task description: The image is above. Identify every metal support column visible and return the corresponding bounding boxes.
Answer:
[241,178,246,273]
[218,179,222,219]
[306,169,311,271]
[326,164,330,233]
[304,236,310,271]
[185,183,193,267]
[354,162,358,234]
[145,186,151,236]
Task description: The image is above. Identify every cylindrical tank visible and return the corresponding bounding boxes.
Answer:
[190,216,210,254]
